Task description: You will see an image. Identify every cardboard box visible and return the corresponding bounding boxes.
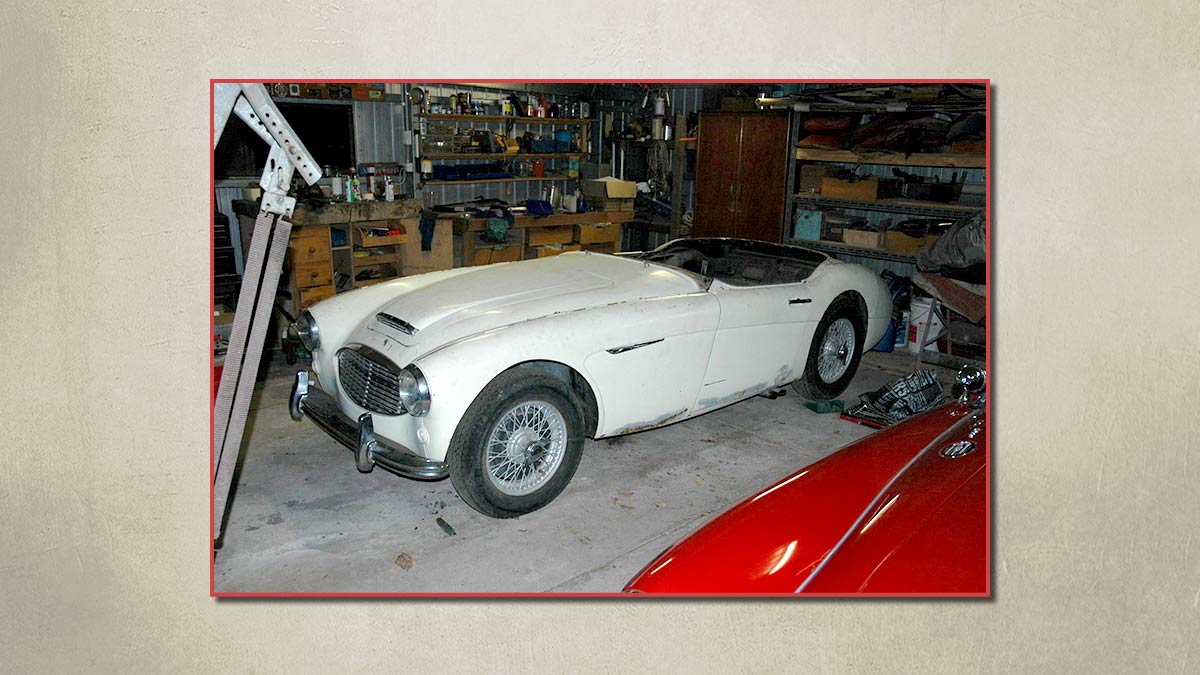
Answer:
[798,165,834,194]
[582,176,637,200]
[820,176,879,201]
[842,228,881,249]
[576,223,621,244]
[883,232,937,253]
[951,140,985,154]
[527,225,574,247]
[593,198,634,212]
[533,244,582,258]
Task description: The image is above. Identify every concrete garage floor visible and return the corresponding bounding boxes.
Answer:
[215,350,952,593]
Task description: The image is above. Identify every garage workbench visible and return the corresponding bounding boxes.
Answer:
[232,200,634,313]
[232,199,454,315]
[452,210,635,266]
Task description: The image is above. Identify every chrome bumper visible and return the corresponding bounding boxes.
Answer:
[290,371,448,480]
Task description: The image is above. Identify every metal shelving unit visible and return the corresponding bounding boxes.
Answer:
[791,195,982,219]
[415,110,593,196]
[786,238,918,264]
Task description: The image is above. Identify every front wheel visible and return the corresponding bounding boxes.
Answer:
[448,369,585,518]
[793,295,866,401]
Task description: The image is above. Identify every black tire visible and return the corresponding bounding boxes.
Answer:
[793,294,866,401]
[448,369,585,518]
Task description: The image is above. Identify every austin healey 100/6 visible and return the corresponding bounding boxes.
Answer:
[289,238,891,518]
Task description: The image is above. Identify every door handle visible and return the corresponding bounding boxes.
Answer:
[789,298,812,304]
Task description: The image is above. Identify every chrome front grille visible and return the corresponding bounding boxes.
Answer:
[337,346,405,415]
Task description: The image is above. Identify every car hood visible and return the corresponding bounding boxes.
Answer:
[363,252,704,349]
[624,403,986,594]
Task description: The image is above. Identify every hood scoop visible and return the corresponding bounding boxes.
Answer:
[375,312,418,336]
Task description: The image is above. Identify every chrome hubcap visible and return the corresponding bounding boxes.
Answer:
[485,400,567,496]
[817,318,856,383]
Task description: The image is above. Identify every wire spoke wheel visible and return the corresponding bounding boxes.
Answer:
[484,400,567,497]
[817,317,856,384]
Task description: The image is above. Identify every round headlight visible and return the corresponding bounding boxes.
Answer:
[295,310,321,352]
[396,365,430,416]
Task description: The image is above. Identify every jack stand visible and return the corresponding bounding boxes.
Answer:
[758,387,788,400]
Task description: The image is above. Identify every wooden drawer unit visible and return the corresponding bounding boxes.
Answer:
[289,226,331,262]
[294,260,332,288]
[527,225,574,246]
[290,237,331,264]
[473,244,524,266]
[297,285,336,310]
[576,223,621,244]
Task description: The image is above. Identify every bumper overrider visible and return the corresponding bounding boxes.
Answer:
[289,371,448,480]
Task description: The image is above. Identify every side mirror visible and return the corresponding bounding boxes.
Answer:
[953,365,986,406]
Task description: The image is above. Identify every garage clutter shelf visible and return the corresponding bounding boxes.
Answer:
[416,113,594,192]
[789,143,986,269]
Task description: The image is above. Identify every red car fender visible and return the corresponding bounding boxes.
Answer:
[624,404,982,594]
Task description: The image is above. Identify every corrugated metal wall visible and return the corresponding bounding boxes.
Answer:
[352,100,406,164]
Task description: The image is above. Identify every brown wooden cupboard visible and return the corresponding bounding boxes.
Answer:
[693,111,793,242]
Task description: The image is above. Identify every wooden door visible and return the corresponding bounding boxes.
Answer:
[693,113,745,238]
[732,113,791,243]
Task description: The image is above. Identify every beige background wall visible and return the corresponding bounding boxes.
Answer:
[1,1,1197,671]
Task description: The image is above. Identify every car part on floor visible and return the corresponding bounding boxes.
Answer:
[843,369,946,427]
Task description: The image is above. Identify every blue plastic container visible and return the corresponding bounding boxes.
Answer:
[872,320,897,352]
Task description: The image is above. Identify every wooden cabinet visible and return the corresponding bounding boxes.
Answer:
[693,111,793,242]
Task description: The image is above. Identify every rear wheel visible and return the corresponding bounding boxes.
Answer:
[793,295,866,400]
[448,369,585,518]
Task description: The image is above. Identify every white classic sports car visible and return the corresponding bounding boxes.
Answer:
[289,238,891,518]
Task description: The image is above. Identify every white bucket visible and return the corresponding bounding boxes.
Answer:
[907,296,944,353]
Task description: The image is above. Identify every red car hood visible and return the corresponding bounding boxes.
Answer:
[625,403,987,594]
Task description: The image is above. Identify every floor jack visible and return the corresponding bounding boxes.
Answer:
[211,83,322,545]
